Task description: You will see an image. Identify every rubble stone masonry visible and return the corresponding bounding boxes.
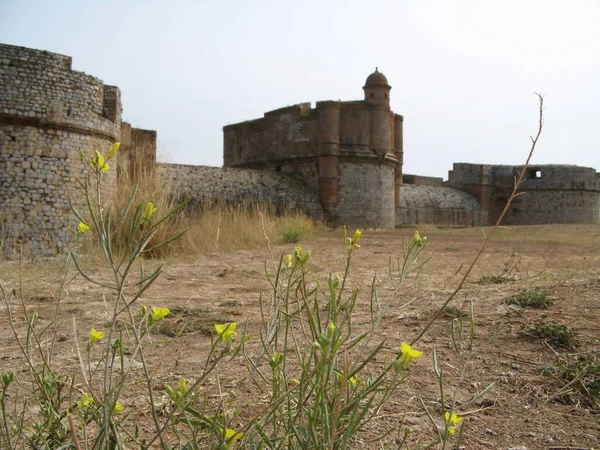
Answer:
[0,44,121,256]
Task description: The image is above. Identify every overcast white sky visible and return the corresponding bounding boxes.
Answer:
[1,0,598,178]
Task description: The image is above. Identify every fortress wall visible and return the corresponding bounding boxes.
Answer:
[338,103,371,150]
[223,104,319,168]
[119,122,157,182]
[156,163,324,219]
[280,161,320,193]
[0,44,120,256]
[397,185,485,227]
[403,174,444,187]
[501,190,599,225]
[333,162,395,228]
[396,207,485,228]
[448,163,600,225]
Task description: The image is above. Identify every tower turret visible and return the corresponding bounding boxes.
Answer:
[363,68,391,108]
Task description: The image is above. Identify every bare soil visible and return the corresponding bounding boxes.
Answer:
[1,224,599,449]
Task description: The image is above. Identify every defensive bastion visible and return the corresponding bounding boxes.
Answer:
[1,44,599,257]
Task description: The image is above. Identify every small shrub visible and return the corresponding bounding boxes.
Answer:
[277,215,313,243]
[509,287,553,309]
[478,275,516,285]
[543,355,600,408]
[523,322,579,349]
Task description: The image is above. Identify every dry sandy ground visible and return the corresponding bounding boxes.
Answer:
[1,224,599,449]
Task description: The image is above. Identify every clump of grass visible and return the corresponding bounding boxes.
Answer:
[440,305,468,319]
[277,214,313,243]
[478,275,516,285]
[509,287,553,309]
[523,322,579,349]
[152,306,234,337]
[101,156,315,256]
[542,355,600,408]
[478,254,519,285]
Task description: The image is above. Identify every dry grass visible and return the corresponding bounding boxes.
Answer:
[86,165,315,259]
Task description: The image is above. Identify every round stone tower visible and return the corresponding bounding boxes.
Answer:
[0,44,121,256]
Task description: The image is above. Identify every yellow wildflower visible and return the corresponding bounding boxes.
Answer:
[285,253,293,268]
[77,221,90,237]
[345,227,363,251]
[412,230,430,248]
[113,402,123,414]
[445,411,463,435]
[166,378,190,407]
[337,370,358,387]
[143,202,157,220]
[90,327,104,345]
[92,151,110,173]
[77,392,94,410]
[150,306,170,322]
[215,322,238,344]
[107,141,120,159]
[293,246,311,266]
[399,341,423,365]
[177,377,189,395]
[225,428,243,442]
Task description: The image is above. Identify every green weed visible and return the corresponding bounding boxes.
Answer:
[543,355,600,408]
[478,275,516,285]
[478,254,519,285]
[523,322,579,349]
[509,287,553,309]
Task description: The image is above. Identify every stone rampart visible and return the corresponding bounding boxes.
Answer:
[156,163,324,219]
[0,44,121,256]
[397,185,485,227]
[448,163,600,225]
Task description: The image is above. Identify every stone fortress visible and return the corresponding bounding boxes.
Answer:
[1,43,599,256]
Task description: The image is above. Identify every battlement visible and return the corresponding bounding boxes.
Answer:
[448,163,600,192]
[0,43,121,140]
